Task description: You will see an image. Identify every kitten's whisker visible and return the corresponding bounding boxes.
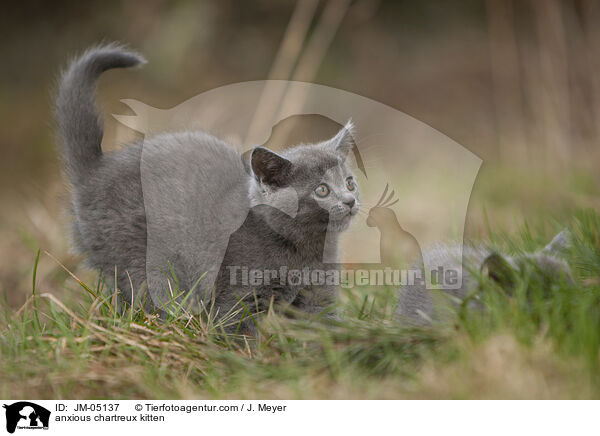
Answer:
[358,202,374,208]
[359,204,377,211]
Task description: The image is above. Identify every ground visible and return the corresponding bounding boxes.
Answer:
[1,187,599,398]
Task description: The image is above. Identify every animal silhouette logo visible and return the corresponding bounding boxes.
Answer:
[114,79,482,293]
[2,402,50,433]
[366,183,423,270]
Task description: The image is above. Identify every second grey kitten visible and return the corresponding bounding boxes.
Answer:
[396,230,572,326]
[55,44,360,332]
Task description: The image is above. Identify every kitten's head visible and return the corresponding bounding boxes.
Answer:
[480,229,573,291]
[248,121,360,237]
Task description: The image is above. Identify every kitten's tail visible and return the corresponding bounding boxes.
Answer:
[55,43,146,184]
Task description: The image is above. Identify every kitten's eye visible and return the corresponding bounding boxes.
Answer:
[314,184,330,198]
[346,177,356,191]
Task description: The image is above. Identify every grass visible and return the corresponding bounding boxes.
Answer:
[1,209,599,399]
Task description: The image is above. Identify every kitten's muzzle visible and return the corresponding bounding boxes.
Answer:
[343,198,356,208]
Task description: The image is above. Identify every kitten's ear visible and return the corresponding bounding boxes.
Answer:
[251,147,293,187]
[330,120,356,160]
[481,252,516,289]
[544,229,570,254]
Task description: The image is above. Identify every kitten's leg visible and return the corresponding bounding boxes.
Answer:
[291,285,340,321]
[219,285,300,335]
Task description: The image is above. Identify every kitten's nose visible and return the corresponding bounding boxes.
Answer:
[343,198,356,208]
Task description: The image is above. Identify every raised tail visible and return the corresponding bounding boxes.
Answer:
[55,43,145,184]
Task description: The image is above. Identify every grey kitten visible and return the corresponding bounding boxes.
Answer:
[396,230,572,326]
[55,44,360,332]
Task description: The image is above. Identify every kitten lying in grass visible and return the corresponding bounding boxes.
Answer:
[55,44,360,333]
[396,230,573,326]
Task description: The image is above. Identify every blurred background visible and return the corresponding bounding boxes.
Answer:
[0,0,598,307]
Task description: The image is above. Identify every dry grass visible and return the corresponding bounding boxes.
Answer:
[1,208,599,399]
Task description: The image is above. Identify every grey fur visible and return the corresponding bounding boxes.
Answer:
[55,43,146,184]
[55,44,359,331]
[55,44,149,309]
[396,230,572,326]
